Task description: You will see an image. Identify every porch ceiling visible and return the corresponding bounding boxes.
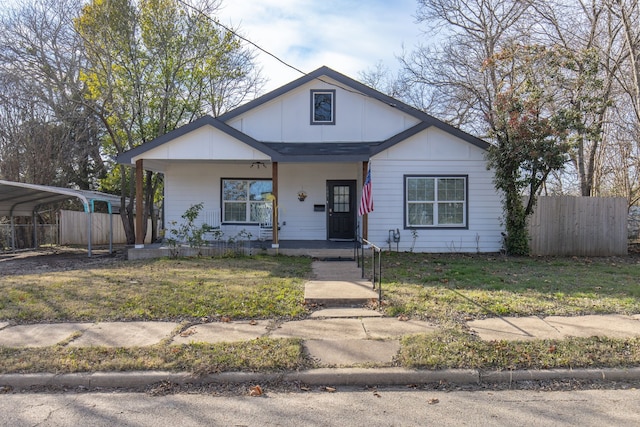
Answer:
[264,142,379,162]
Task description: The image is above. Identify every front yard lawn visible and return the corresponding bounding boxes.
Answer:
[1,251,640,375]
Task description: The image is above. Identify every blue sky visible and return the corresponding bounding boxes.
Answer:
[220,0,421,91]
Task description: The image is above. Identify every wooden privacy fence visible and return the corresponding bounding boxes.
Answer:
[527,196,627,256]
[60,210,153,245]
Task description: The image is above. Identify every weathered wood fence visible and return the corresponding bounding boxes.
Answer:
[60,210,154,245]
[527,196,627,256]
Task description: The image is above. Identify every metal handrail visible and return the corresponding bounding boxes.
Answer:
[359,237,382,302]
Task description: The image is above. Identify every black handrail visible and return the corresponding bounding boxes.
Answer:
[358,236,382,303]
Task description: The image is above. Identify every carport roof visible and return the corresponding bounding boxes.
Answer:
[0,180,122,217]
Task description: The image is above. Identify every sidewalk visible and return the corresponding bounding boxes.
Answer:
[1,260,639,389]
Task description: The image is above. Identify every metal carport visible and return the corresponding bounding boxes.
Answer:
[0,180,122,257]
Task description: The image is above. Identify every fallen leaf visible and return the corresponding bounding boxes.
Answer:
[373,391,381,398]
[548,345,557,353]
[221,316,231,323]
[249,320,258,326]
[300,386,310,391]
[179,328,196,337]
[428,398,439,405]
[397,314,409,321]
[249,385,263,396]
[324,386,337,393]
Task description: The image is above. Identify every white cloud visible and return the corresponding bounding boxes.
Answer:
[219,0,420,91]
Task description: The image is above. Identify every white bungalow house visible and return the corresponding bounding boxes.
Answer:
[118,66,503,252]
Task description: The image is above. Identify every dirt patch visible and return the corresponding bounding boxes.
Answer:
[0,246,126,276]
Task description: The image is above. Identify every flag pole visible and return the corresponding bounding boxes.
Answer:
[361,161,369,240]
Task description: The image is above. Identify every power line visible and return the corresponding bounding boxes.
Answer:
[176,0,379,100]
[177,0,306,76]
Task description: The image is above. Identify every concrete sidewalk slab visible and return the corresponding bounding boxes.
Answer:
[0,323,92,347]
[362,318,438,339]
[304,339,400,366]
[68,322,179,347]
[171,321,270,344]
[467,316,563,341]
[545,315,640,339]
[309,308,383,318]
[311,260,363,280]
[271,318,366,340]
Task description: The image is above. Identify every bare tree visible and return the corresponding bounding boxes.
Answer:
[534,0,623,196]
[0,0,105,188]
[401,0,536,136]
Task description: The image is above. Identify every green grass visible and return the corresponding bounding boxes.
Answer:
[0,255,312,322]
[377,252,640,322]
[2,251,640,374]
[0,338,307,374]
[398,330,640,371]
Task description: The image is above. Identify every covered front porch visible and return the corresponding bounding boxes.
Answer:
[126,239,360,260]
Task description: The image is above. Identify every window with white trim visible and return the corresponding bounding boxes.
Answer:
[222,179,272,223]
[405,176,467,227]
[311,90,335,124]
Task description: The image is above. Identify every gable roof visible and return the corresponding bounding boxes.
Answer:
[117,66,489,165]
[219,66,489,151]
[117,115,281,165]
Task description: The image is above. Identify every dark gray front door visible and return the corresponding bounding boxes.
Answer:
[327,180,356,240]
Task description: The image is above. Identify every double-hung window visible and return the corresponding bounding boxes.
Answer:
[222,179,272,223]
[405,175,467,228]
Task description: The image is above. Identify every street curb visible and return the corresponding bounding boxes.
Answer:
[2,367,640,390]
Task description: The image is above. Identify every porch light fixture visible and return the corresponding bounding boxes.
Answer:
[297,190,307,201]
[251,161,267,169]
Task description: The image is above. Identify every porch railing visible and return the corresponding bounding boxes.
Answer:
[357,236,383,302]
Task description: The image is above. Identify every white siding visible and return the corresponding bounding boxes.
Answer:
[139,126,271,161]
[228,77,421,143]
[164,162,271,239]
[163,162,360,241]
[366,128,504,253]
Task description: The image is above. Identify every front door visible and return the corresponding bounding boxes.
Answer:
[327,180,356,240]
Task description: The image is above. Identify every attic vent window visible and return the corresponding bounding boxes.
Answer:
[311,90,335,125]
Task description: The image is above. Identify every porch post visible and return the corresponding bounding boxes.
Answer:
[272,161,279,248]
[361,160,368,240]
[135,159,144,248]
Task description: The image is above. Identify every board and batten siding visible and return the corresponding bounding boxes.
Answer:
[227,77,421,143]
[368,128,503,253]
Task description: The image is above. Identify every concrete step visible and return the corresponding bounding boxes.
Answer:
[309,308,383,318]
[304,280,379,307]
[305,260,378,308]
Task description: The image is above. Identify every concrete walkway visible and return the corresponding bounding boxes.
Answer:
[1,259,640,388]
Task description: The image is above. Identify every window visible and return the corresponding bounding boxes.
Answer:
[405,175,467,228]
[311,90,335,124]
[222,179,272,223]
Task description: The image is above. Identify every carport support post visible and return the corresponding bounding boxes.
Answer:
[135,159,144,248]
[86,203,92,257]
[272,161,279,249]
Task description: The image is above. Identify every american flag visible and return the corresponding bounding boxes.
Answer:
[358,164,373,216]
